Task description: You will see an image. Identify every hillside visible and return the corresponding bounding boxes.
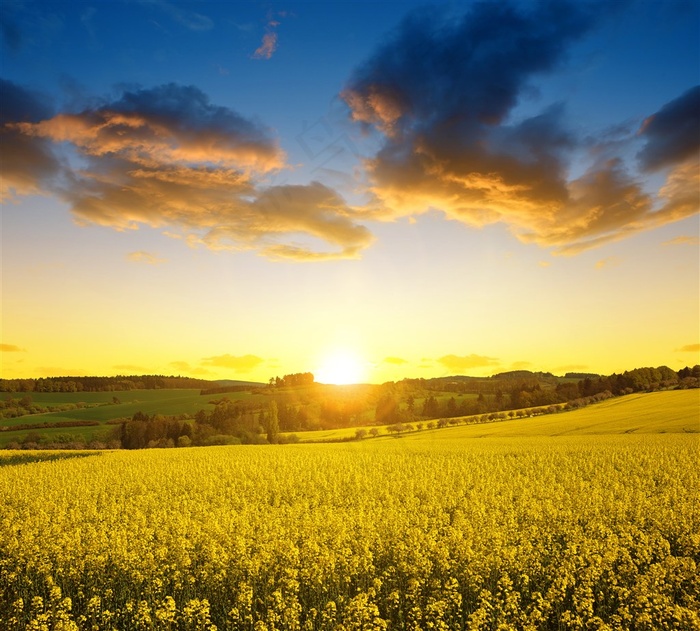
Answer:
[289,389,699,443]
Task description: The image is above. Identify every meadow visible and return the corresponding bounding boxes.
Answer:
[0,391,698,630]
[0,390,232,447]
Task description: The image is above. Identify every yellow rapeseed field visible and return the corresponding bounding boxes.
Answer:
[1,434,698,630]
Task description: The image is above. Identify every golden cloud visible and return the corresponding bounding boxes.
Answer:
[126,251,167,265]
[1,344,26,352]
[677,344,700,353]
[594,256,622,270]
[201,354,264,373]
[170,361,213,376]
[113,364,149,372]
[383,356,408,365]
[663,235,700,246]
[3,82,373,261]
[437,354,499,373]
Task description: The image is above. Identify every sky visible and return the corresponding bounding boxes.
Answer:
[1,0,699,385]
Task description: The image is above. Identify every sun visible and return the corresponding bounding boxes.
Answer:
[315,350,367,385]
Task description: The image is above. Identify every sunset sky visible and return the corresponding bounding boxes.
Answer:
[1,0,699,385]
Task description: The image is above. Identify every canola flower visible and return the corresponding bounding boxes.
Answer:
[0,435,698,629]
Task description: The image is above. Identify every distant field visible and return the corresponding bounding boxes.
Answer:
[0,389,238,446]
[0,389,244,425]
[443,389,699,437]
[288,389,699,442]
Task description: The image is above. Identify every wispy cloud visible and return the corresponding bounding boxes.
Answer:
[113,364,149,372]
[252,11,285,60]
[127,251,167,265]
[1,343,26,352]
[437,354,499,373]
[676,343,700,353]
[383,356,408,365]
[170,360,212,375]
[147,0,213,32]
[595,256,622,270]
[252,32,278,60]
[201,354,264,373]
[663,235,700,246]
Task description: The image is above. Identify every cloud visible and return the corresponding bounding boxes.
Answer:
[113,364,149,372]
[148,0,213,31]
[127,251,167,265]
[595,256,622,270]
[252,32,278,60]
[3,82,373,261]
[677,344,700,353]
[170,361,212,376]
[437,354,499,373]
[0,79,64,200]
[383,356,408,365]
[343,2,698,255]
[663,235,700,246]
[1,344,26,352]
[638,86,700,172]
[15,83,283,171]
[201,354,264,373]
[252,11,283,60]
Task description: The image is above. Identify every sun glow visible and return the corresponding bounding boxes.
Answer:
[315,350,367,385]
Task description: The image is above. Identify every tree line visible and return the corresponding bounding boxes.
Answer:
[0,375,214,393]
[374,365,699,425]
[268,372,315,388]
[117,400,290,449]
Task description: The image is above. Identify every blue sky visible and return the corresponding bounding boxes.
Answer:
[1,0,698,382]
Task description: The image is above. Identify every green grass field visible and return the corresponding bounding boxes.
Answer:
[0,389,220,446]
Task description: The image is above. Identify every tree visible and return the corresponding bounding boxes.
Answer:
[421,396,440,418]
[375,394,402,425]
[263,401,280,444]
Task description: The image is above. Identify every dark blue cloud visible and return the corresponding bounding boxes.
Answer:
[0,79,62,198]
[0,78,54,123]
[638,85,700,171]
[345,0,603,135]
